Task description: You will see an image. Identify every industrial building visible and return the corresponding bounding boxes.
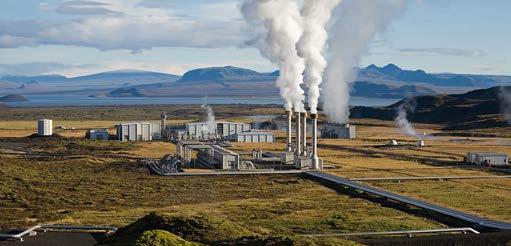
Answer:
[231,130,274,143]
[116,122,162,141]
[184,121,251,140]
[176,141,241,170]
[37,119,52,136]
[87,129,109,140]
[321,124,356,139]
[116,122,152,141]
[466,152,509,166]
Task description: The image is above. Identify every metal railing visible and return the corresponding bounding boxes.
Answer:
[0,224,117,242]
[300,227,480,238]
[351,175,511,182]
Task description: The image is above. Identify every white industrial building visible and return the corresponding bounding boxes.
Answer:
[88,129,109,140]
[185,121,250,140]
[37,119,53,136]
[466,152,509,166]
[231,130,274,143]
[116,122,162,141]
[321,124,356,139]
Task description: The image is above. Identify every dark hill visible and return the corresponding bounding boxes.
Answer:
[0,94,29,102]
[108,87,145,97]
[178,66,269,83]
[351,86,510,130]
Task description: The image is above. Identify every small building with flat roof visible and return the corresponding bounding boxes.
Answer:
[466,152,509,166]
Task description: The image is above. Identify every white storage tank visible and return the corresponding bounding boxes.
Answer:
[37,119,53,136]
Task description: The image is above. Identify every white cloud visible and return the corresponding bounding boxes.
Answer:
[398,48,485,58]
[0,0,244,52]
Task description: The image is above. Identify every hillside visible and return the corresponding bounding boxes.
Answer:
[350,86,510,130]
[0,94,29,102]
[178,66,270,83]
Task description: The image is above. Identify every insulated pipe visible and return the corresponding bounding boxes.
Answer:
[286,111,293,152]
[295,111,301,156]
[311,114,319,169]
[302,112,307,156]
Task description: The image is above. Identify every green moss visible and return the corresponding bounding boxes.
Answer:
[108,212,254,245]
[135,230,199,246]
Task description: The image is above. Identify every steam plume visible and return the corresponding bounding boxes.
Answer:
[323,0,406,123]
[499,87,511,125]
[201,104,216,134]
[394,97,418,137]
[296,0,341,114]
[241,0,305,112]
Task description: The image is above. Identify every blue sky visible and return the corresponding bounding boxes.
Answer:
[0,0,509,77]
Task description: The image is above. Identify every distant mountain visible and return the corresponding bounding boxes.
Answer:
[352,81,435,98]
[0,94,29,102]
[0,70,180,95]
[362,63,507,87]
[1,70,180,85]
[351,86,510,130]
[178,66,273,83]
[70,70,180,84]
[108,87,146,97]
[1,74,67,83]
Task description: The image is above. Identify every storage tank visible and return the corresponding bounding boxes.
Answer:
[37,119,53,136]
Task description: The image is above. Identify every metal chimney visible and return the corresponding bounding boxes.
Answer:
[295,111,301,156]
[311,113,319,169]
[286,110,292,152]
[302,112,307,156]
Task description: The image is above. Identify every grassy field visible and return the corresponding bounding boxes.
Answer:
[0,137,445,245]
[2,105,511,244]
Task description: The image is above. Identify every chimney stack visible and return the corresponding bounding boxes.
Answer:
[286,110,292,152]
[311,113,319,169]
[295,111,301,156]
[302,112,307,156]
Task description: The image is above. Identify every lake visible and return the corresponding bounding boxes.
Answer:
[3,95,398,107]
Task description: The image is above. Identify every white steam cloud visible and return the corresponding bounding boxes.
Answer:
[241,0,305,112]
[323,0,406,123]
[394,98,418,137]
[201,104,216,134]
[296,0,341,114]
[499,87,511,125]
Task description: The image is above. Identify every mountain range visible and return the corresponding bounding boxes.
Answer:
[1,64,511,99]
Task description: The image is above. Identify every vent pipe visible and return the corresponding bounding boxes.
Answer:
[302,112,307,156]
[286,110,292,152]
[295,111,301,156]
[311,113,319,169]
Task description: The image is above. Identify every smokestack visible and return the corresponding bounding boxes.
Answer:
[311,113,319,169]
[286,110,293,152]
[295,111,301,156]
[302,112,307,156]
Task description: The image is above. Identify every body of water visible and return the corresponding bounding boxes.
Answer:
[3,95,398,107]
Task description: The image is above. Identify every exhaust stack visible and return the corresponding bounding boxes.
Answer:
[302,112,307,156]
[295,111,301,156]
[286,110,292,152]
[311,113,319,169]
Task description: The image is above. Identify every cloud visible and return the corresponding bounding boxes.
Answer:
[56,1,122,16]
[0,0,244,52]
[0,35,36,48]
[398,48,484,58]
